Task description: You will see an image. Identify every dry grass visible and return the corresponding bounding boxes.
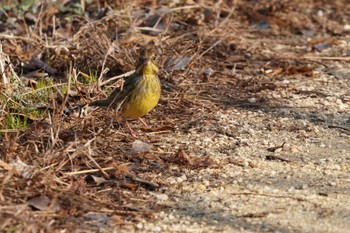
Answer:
[0,0,349,231]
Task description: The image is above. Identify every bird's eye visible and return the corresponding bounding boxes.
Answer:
[149,53,155,60]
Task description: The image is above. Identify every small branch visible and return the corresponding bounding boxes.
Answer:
[328,125,349,131]
[64,167,115,176]
[267,142,286,152]
[99,70,135,86]
[0,33,39,44]
[131,176,159,190]
[303,56,350,61]
[265,155,291,162]
[83,138,110,178]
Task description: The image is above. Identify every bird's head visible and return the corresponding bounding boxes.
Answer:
[135,49,159,76]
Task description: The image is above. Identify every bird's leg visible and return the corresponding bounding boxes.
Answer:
[108,111,120,129]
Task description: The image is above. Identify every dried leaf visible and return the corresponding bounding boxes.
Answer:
[131,175,159,190]
[114,164,133,178]
[190,157,216,169]
[28,196,60,212]
[175,149,193,165]
[164,55,191,72]
[152,193,168,202]
[85,175,107,186]
[112,215,132,225]
[9,158,35,179]
[120,182,138,192]
[284,65,314,77]
[83,212,112,227]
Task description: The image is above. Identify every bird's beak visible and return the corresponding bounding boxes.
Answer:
[144,58,151,65]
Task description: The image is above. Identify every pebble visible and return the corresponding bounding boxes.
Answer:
[166,177,177,185]
[338,103,348,111]
[299,130,308,138]
[154,193,169,202]
[202,179,210,186]
[248,97,257,103]
[136,223,143,229]
[328,181,337,186]
[153,226,161,232]
[176,175,187,183]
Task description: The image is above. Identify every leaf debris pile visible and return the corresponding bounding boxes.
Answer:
[0,0,349,231]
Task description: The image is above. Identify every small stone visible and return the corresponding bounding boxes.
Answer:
[242,160,249,167]
[155,193,169,202]
[176,175,187,183]
[291,146,299,153]
[338,103,348,111]
[282,143,291,151]
[167,177,177,185]
[274,148,282,153]
[299,130,308,138]
[131,140,152,153]
[336,99,343,105]
[248,97,256,103]
[203,179,210,186]
[329,181,336,186]
[262,140,269,145]
[197,184,206,191]
[136,223,143,229]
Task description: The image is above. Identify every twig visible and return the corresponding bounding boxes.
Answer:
[83,138,110,178]
[210,5,236,34]
[328,125,349,131]
[265,155,291,162]
[59,62,72,114]
[267,142,286,152]
[237,211,283,218]
[135,27,164,33]
[64,167,115,176]
[303,56,350,61]
[197,39,222,59]
[0,33,39,44]
[170,5,201,12]
[99,70,135,86]
[131,175,159,190]
[97,46,113,89]
[0,44,9,85]
[21,83,66,96]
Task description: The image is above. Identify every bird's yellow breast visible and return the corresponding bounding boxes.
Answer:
[122,74,161,119]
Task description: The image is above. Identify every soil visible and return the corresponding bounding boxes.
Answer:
[0,1,349,232]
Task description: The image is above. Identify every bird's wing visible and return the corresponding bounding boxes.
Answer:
[89,71,141,110]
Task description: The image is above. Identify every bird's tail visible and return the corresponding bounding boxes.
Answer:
[88,98,111,107]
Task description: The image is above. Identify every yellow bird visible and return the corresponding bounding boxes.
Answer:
[89,50,161,121]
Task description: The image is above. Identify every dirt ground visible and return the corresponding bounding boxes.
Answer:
[0,0,349,232]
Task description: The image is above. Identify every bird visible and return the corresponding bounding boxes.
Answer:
[87,49,161,133]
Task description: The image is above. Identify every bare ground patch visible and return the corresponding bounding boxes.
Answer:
[0,0,349,232]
